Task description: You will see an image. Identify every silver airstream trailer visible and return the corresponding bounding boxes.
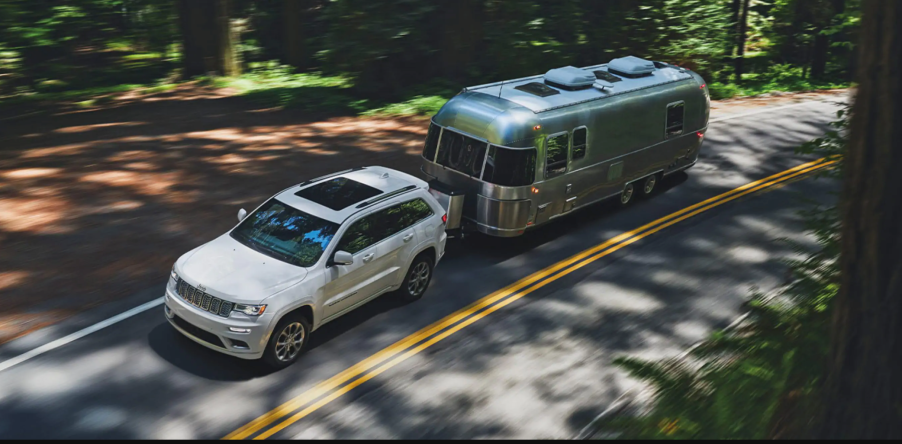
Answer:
[421,56,710,238]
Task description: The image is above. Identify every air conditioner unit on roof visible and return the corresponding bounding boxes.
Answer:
[608,56,656,76]
[544,66,596,89]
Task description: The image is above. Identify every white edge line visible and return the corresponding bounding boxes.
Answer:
[709,100,823,124]
[0,297,164,373]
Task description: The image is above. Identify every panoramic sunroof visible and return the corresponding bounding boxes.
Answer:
[295,177,382,211]
[514,82,561,97]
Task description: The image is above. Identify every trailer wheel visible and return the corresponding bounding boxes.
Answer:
[641,174,658,196]
[620,183,635,206]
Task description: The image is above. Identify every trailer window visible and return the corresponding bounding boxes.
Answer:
[436,130,488,177]
[666,102,685,139]
[572,128,587,161]
[423,123,441,161]
[482,146,536,187]
[545,133,569,178]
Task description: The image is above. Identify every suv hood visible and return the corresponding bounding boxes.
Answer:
[177,234,308,304]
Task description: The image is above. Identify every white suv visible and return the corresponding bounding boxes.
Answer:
[164,166,447,368]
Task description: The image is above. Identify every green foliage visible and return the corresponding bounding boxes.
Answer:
[606,107,849,439]
[361,95,450,117]
[0,0,861,107]
[637,0,734,81]
[708,64,848,99]
[213,61,452,117]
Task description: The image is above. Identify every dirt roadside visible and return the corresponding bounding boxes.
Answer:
[0,85,850,345]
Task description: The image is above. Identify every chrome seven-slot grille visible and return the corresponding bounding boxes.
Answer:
[175,278,234,318]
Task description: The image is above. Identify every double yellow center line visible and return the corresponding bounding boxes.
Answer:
[225,156,837,440]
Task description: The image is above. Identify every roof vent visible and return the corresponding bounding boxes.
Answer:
[543,66,596,90]
[608,56,656,78]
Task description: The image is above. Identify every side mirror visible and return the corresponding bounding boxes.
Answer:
[331,250,354,266]
[237,208,247,222]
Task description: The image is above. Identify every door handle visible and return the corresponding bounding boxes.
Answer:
[403,233,414,242]
[362,253,375,263]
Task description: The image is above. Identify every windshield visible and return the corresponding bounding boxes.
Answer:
[435,129,488,177]
[230,199,339,267]
[481,145,537,186]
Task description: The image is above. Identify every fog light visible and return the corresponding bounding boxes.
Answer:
[229,327,252,333]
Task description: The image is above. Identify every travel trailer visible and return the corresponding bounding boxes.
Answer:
[422,55,710,238]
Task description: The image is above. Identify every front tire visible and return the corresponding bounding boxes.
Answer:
[262,314,311,369]
[398,254,433,302]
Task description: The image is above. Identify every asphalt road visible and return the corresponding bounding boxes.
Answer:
[0,95,845,439]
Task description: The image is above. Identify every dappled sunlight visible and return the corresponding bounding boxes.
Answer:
[78,170,178,196]
[105,150,158,162]
[0,311,73,350]
[19,143,91,159]
[1,168,64,179]
[575,282,666,313]
[0,196,72,233]
[52,121,146,134]
[0,271,29,292]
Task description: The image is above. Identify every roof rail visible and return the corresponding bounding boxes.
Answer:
[298,166,367,187]
[355,185,417,209]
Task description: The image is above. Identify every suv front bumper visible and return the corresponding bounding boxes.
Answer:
[163,286,273,360]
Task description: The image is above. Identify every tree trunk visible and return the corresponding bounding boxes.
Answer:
[725,0,742,77]
[178,0,239,77]
[578,0,611,66]
[439,0,483,82]
[734,0,751,83]
[283,0,309,71]
[810,32,829,79]
[819,0,902,439]
[811,0,845,80]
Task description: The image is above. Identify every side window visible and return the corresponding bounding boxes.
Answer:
[666,102,685,139]
[394,198,434,230]
[336,215,382,254]
[572,127,588,161]
[336,199,433,253]
[545,133,569,179]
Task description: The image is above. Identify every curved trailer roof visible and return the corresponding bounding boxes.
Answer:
[462,58,695,114]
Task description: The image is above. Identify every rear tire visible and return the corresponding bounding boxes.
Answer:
[620,182,635,206]
[398,253,434,302]
[262,314,311,369]
[641,174,659,196]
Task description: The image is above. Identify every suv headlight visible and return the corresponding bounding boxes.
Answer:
[234,304,267,316]
[168,266,179,289]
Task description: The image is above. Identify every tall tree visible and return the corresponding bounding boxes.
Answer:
[734,0,751,82]
[729,0,742,73]
[818,0,902,439]
[811,0,846,79]
[283,0,311,71]
[178,0,239,77]
[438,0,484,82]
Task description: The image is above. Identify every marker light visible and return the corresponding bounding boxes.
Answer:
[441,213,448,224]
[697,132,704,138]
[531,187,540,194]
[533,125,542,131]
[700,83,706,89]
